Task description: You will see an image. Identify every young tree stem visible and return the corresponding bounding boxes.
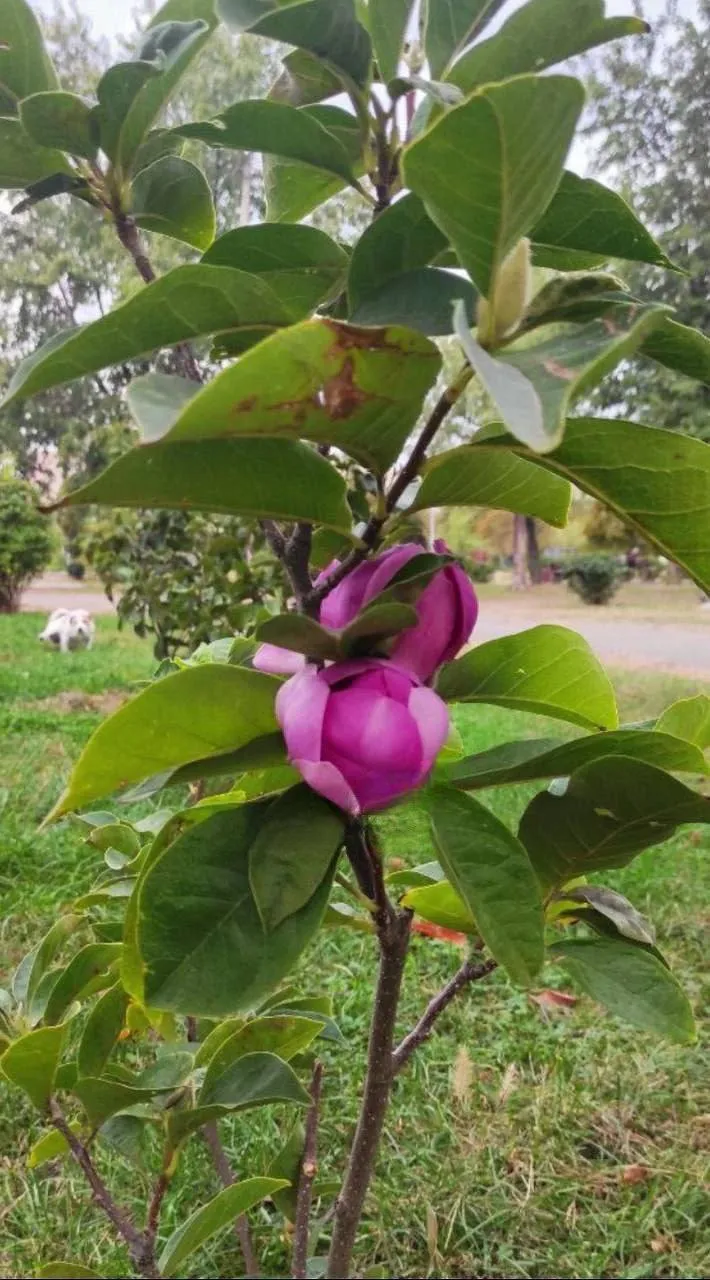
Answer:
[292,1060,324,1279]
[203,1121,261,1278]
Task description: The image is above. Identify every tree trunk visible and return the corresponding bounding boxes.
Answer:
[526,517,542,584]
[512,516,531,590]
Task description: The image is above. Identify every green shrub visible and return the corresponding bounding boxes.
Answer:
[563,552,623,605]
[0,479,53,612]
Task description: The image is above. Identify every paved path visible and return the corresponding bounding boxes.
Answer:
[21,574,710,679]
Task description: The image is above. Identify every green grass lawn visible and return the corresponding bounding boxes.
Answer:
[1,613,709,1279]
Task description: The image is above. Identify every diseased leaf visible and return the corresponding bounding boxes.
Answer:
[132,155,215,250]
[403,75,584,297]
[412,441,572,527]
[549,936,695,1044]
[437,625,618,731]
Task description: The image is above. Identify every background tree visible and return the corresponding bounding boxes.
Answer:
[0,474,54,610]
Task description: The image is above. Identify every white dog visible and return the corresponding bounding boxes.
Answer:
[39,608,95,652]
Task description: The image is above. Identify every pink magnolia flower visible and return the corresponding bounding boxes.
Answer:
[275,658,449,815]
[254,541,477,682]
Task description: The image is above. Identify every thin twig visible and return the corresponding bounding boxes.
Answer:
[203,1121,261,1278]
[292,1060,324,1279]
[145,1170,169,1243]
[284,522,315,615]
[392,958,497,1075]
[49,1097,157,1277]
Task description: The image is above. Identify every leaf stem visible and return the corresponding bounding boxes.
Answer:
[392,957,497,1074]
[292,1060,324,1279]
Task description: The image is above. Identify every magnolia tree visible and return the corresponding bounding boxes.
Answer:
[2,1,710,1277]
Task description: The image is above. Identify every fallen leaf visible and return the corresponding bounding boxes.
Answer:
[451,1046,473,1104]
[412,920,468,944]
[498,1062,518,1106]
[622,1163,651,1185]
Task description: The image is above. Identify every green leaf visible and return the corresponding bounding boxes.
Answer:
[0,264,304,409]
[520,756,710,890]
[443,729,708,791]
[126,738,290,803]
[265,103,363,222]
[403,75,584,297]
[217,0,371,86]
[656,695,710,750]
[0,116,72,188]
[339,602,418,655]
[12,914,81,1009]
[347,192,447,312]
[54,436,353,534]
[549,936,695,1045]
[200,1017,322,1098]
[159,1175,289,1277]
[132,127,184,173]
[411,440,572,527]
[448,0,647,93]
[267,1121,305,1221]
[0,0,59,104]
[131,155,215,250]
[1,1023,68,1109]
[269,48,343,106]
[249,785,345,931]
[11,171,89,215]
[19,91,96,159]
[386,860,444,889]
[137,806,336,1014]
[561,886,656,947]
[27,1122,83,1168]
[401,880,476,933]
[531,171,678,273]
[94,60,161,164]
[202,223,348,319]
[426,787,544,985]
[369,0,415,81]
[351,267,477,335]
[36,1265,102,1279]
[42,944,122,1025]
[425,0,506,78]
[49,665,280,819]
[256,615,340,662]
[640,316,710,386]
[177,99,356,183]
[489,417,710,594]
[455,298,667,452]
[77,983,129,1079]
[71,1076,179,1128]
[121,317,440,476]
[98,1114,147,1167]
[437,624,617,731]
[168,1052,310,1144]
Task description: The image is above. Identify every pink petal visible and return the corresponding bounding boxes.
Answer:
[408,685,450,774]
[361,543,422,606]
[323,686,422,772]
[294,758,360,815]
[253,643,307,675]
[275,666,328,761]
[319,559,374,629]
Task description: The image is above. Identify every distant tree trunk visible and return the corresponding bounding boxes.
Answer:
[512,516,531,589]
[526,517,542,583]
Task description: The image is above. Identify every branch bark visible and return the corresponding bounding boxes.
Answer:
[203,1120,261,1278]
[392,958,497,1075]
[292,1060,324,1279]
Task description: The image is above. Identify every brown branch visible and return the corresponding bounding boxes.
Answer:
[49,1098,158,1278]
[292,1060,324,1279]
[145,1170,169,1243]
[392,957,497,1075]
[203,1120,261,1278]
[284,522,315,615]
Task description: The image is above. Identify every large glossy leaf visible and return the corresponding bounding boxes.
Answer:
[177,99,356,183]
[488,418,710,594]
[0,0,59,107]
[265,103,363,222]
[168,1052,310,1145]
[217,0,371,87]
[403,74,584,297]
[455,299,667,452]
[444,729,708,791]
[656,695,710,750]
[123,317,441,475]
[110,0,216,172]
[136,806,336,1014]
[437,625,617,731]
[1,1024,68,1109]
[640,316,710,386]
[369,0,415,81]
[347,192,447,311]
[0,116,72,188]
[531,171,678,272]
[0,265,303,410]
[520,757,710,890]
[411,441,572,526]
[448,0,646,93]
[159,1177,289,1278]
[77,983,129,1079]
[351,267,477,335]
[549,937,695,1045]
[249,785,345,931]
[42,944,122,1025]
[19,91,96,160]
[425,0,507,78]
[54,436,353,533]
[132,154,215,249]
[200,1016,322,1097]
[427,787,544,985]
[48,665,280,819]
[202,223,348,320]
